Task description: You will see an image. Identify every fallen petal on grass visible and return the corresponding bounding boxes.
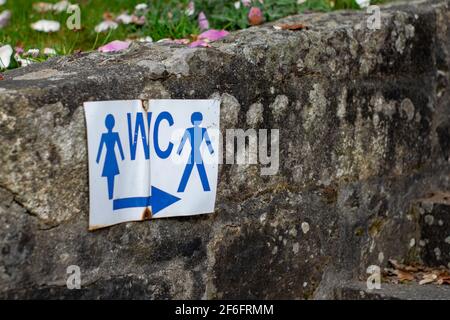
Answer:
[186,1,195,16]
[198,12,209,31]
[33,2,54,13]
[198,29,229,41]
[0,44,13,69]
[356,0,371,8]
[132,15,146,25]
[189,40,211,48]
[53,0,70,13]
[135,3,148,14]
[136,36,153,43]
[135,3,148,10]
[43,48,57,56]
[14,46,24,55]
[157,38,172,43]
[31,19,61,32]
[172,38,190,45]
[25,48,40,57]
[98,40,130,53]
[116,12,133,25]
[94,20,118,33]
[15,54,34,67]
[0,9,11,28]
[156,38,189,45]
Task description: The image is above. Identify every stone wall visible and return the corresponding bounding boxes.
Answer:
[0,0,449,299]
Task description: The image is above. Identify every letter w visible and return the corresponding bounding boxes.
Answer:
[127,112,151,160]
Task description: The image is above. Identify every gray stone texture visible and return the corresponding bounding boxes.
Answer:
[0,0,449,299]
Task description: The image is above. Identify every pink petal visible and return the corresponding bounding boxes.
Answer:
[186,1,195,16]
[173,38,190,45]
[116,13,133,25]
[15,46,24,54]
[131,15,146,25]
[188,40,211,48]
[0,10,11,28]
[98,40,130,53]
[198,29,229,42]
[198,12,209,31]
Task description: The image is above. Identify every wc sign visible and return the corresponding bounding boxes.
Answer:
[84,99,220,230]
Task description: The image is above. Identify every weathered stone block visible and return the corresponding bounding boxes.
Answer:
[414,194,450,268]
[0,0,449,299]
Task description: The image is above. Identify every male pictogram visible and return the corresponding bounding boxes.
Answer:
[177,112,214,192]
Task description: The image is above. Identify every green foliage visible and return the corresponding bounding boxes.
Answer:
[0,0,388,61]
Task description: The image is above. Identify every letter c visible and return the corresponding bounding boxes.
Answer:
[153,111,174,159]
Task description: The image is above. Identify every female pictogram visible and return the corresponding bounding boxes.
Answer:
[96,114,125,199]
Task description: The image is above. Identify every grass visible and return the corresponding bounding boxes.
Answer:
[0,0,145,55]
[0,0,388,67]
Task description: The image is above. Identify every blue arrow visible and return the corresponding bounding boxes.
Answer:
[113,186,181,215]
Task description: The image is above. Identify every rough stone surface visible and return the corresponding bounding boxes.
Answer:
[0,0,449,299]
[335,282,450,300]
[413,194,450,267]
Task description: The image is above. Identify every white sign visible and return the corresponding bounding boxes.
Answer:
[84,99,220,230]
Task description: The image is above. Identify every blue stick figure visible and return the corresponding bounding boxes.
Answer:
[177,112,214,193]
[96,114,125,200]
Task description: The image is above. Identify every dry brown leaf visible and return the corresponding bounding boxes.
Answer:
[388,259,420,272]
[275,23,309,31]
[103,12,114,21]
[436,275,450,285]
[419,273,438,285]
[404,265,420,272]
[419,279,435,285]
[384,259,450,285]
[395,270,415,282]
[388,259,402,269]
